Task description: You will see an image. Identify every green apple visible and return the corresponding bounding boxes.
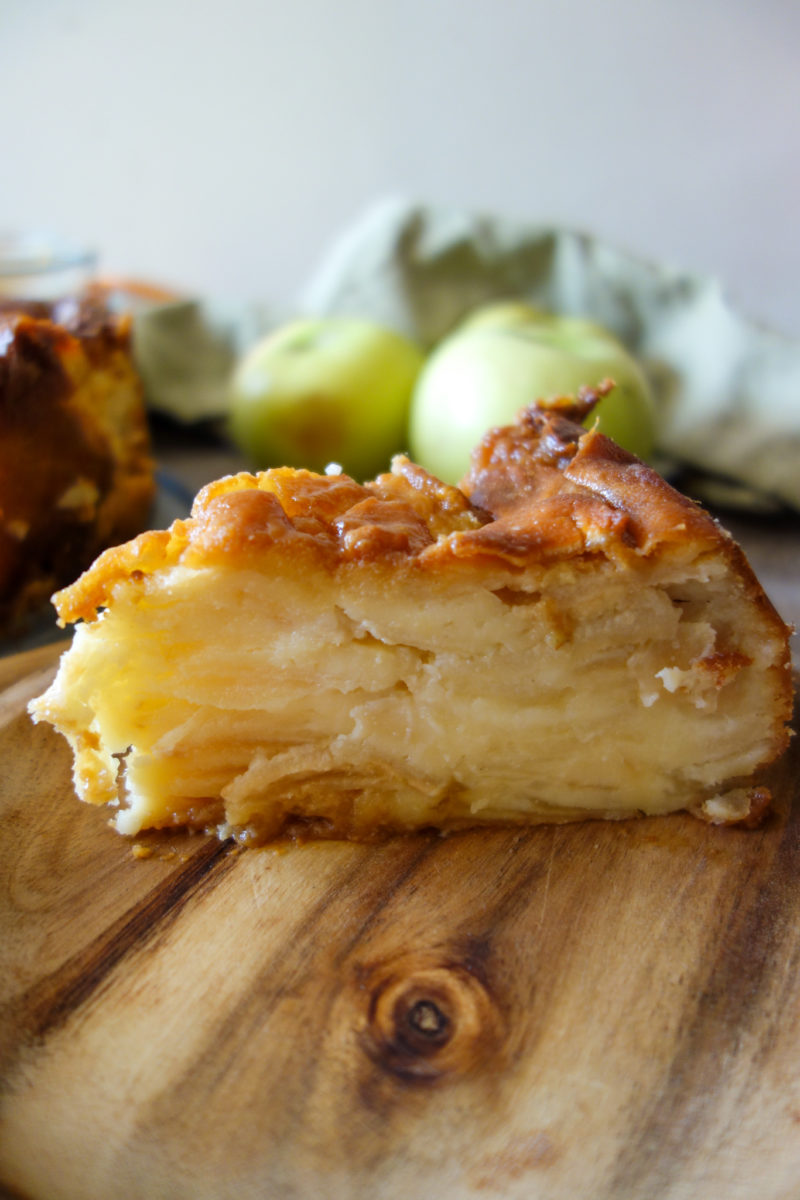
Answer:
[228,316,425,480]
[409,302,656,484]
[458,298,548,331]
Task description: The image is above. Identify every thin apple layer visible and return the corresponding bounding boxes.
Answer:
[29,398,792,842]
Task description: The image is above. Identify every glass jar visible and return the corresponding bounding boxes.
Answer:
[0,231,96,302]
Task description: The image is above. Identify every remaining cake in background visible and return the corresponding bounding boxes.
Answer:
[29,391,792,843]
[0,296,155,634]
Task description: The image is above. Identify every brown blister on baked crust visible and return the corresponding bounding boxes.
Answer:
[0,298,155,633]
[452,385,721,565]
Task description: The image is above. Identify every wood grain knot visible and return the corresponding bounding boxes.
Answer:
[357,952,503,1083]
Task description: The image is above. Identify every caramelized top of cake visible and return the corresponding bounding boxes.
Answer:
[52,390,788,659]
[50,390,781,624]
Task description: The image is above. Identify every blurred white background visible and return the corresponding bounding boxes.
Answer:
[2,0,798,334]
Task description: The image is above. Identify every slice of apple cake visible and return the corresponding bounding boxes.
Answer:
[30,392,792,843]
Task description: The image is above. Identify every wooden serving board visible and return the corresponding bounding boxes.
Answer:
[1,643,799,1200]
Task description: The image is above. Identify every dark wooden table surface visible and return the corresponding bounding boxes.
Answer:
[1,425,798,1200]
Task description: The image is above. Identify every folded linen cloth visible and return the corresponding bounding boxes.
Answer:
[132,296,274,424]
[133,199,800,513]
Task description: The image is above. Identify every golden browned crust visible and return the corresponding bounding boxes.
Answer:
[51,459,486,622]
[0,298,155,633]
[449,389,716,560]
[54,388,786,640]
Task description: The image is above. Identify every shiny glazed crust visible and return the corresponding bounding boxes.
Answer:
[0,298,155,633]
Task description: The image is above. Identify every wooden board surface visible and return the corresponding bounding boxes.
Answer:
[1,642,799,1200]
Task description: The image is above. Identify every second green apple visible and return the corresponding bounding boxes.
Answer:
[228,316,424,481]
[409,301,656,484]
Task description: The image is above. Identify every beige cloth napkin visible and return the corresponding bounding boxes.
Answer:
[134,199,800,513]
